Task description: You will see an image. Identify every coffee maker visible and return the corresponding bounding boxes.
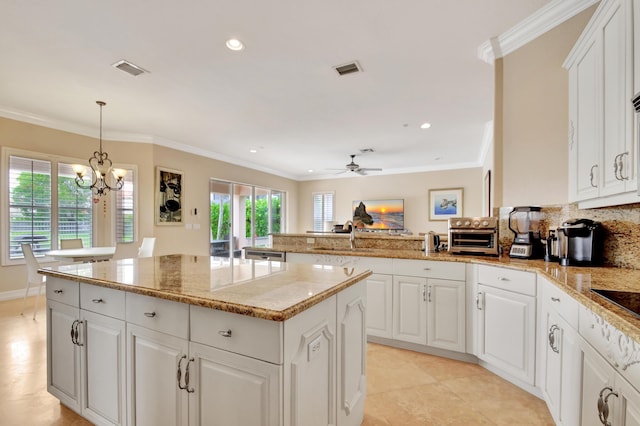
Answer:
[558,219,604,266]
[508,206,545,259]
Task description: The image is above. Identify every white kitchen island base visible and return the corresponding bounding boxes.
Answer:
[42,257,369,426]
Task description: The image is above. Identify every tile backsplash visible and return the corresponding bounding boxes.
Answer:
[498,203,640,269]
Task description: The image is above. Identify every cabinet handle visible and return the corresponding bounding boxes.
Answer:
[613,153,621,181]
[551,297,560,303]
[92,298,104,304]
[423,268,431,271]
[476,292,483,310]
[589,164,598,188]
[70,320,78,344]
[53,289,63,294]
[218,329,232,338]
[427,285,432,303]
[143,312,156,318]
[177,355,187,390]
[619,152,629,180]
[598,386,619,426]
[185,357,195,393]
[498,277,509,281]
[548,325,560,353]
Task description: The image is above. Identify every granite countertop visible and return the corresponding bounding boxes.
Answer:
[250,244,640,343]
[38,254,372,322]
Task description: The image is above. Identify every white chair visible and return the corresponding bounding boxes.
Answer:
[138,237,156,258]
[60,238,83,249]
[21,243,46,320]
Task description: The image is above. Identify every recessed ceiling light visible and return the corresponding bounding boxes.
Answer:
[249,149,257,153]
[420,122,432,129]
[308,169,314,173]
[226,38,244,51]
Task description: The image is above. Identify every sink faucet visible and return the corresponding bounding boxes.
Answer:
[343,220,356,249]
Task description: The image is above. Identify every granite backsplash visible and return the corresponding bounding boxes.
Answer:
[497,203,640,269]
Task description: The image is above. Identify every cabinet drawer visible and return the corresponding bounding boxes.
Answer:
[190,306,283,364]
[540,278,579,328]
[477,265,536,296]
[393,259,465,280]
[46,277,79,307]
[125,292,189,339]
[80,283,125,319]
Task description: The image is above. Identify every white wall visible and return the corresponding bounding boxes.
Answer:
[297,167,483,235]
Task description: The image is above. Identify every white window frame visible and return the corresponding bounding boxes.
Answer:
[110,163,138,245]
[312,191,335,232]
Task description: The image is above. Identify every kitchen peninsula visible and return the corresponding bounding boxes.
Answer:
[39,255,370,426]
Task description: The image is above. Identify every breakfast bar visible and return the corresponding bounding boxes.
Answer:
[39,255,371,426]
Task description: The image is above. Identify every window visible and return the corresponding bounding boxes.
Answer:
[115,169,135,243]
[210,179,286,256]
[8,156,52,258]
[313,192,335,232]
[57,162,93,247]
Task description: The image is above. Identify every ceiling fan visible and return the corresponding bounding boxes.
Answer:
[328,154,382,175]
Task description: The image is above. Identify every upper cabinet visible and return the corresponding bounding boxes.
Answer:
[565,0,638,208]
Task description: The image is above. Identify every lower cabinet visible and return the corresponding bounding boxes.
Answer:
[475,266,536,386]
[392,275,427,344]
[581,340,640,426]
[365,273,393,338]
[48,277,367,426]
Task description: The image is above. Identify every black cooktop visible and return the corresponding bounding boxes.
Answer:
[591,289,640,319]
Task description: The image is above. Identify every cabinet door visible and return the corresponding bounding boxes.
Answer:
[47,299,81,413]
[616,375,640,426]
[127,323,189,426]
[601,0,634,196]
[188,342,280,426]
[337,280,367,426]
[581,341,616,426]
[392,275,427,345]
[477,285,536,385]
[426,279,465,353]
[81,310,126,426]
[569,34,601,202]
[365,273,393,338]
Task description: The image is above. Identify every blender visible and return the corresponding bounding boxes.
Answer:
[508,206,545,259]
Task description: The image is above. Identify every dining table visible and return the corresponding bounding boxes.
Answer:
[46,246,116,263]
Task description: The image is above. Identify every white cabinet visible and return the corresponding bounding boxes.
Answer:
[565,0,637,207]
[427,278,466,353]
[365,273,393,338]
[391,260,466,352]
[392,275,427,344]
[47,298,82,412]
[187,342,281,426]
[581,340,640,426]
[126,323,189,426]
[538,277,582,426]
[579,305,640,426]
[47,278,127,426]
[476,266,536,385]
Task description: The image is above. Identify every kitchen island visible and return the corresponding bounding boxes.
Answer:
[39,255,371,426]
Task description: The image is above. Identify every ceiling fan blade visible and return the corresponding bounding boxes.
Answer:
[355,170,367,175]
[359,167,382,172]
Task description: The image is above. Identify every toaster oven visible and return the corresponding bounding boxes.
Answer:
[448,217,499,256]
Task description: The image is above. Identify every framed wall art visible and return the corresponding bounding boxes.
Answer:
[429,188,463,221]
[156,167,184,225]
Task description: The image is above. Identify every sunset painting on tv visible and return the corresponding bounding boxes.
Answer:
[352,199,404,230]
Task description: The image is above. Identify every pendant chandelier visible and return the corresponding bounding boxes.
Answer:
[73,101,127,196]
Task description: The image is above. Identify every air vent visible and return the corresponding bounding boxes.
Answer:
[334,61,362,76]
[360,148,374,154]
[111,60,149,77]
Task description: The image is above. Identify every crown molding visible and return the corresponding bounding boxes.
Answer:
[478,0,600,64]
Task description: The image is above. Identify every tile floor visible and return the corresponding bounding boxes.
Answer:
[2,297,553,425]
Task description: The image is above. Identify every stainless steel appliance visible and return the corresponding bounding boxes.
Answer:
[543,229,559,262]
[508,206,545,259]
[448,217,498,256]
[424,231,440,254]
[557,218,604,266]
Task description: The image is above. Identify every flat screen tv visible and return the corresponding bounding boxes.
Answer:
[351,199,404,230]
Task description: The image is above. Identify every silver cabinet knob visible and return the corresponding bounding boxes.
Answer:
[218,329,232,337]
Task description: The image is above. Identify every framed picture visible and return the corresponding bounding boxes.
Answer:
[429,188,463,221]
[156,167,183,225]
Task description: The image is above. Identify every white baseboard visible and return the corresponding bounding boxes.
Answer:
[0,284,46,302]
